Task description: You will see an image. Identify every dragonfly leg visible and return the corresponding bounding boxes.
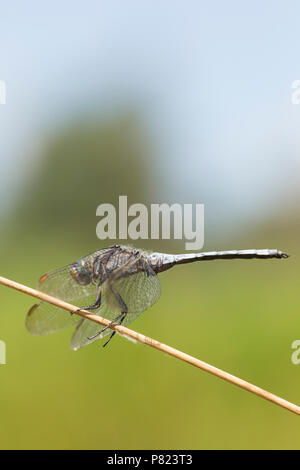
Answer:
[103,312,127,347]
[87,286,128,344]
[109,283,128,313]
[71,284,102,315]
[87,312,124,340]
[101,286,128,346]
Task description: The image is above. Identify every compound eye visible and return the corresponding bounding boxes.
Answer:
[70,260,93,285]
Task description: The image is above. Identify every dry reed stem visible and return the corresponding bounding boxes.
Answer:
[0,275,299,416]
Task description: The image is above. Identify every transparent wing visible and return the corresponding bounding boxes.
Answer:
[106,266,161,313]
[26,250,106,335]
[26,302,80,335]
[70,267,161,350]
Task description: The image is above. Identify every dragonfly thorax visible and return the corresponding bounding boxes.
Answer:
[70,246,146,287]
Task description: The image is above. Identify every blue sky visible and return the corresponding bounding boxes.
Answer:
[1,0,300,229]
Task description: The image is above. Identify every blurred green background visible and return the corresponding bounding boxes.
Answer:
[0,114,299,450]
[1,1,300,450]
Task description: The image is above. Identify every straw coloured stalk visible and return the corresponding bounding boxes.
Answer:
[0,275,299,416]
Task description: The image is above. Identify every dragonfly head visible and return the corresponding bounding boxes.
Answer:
[70,259,93,285]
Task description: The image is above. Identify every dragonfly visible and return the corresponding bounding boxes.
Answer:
[26,245,289,350]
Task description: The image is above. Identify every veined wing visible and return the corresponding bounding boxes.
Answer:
[26,249,107,336]
[70,308,143,350]
[106,264,161,313]
[70,265,161,350]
